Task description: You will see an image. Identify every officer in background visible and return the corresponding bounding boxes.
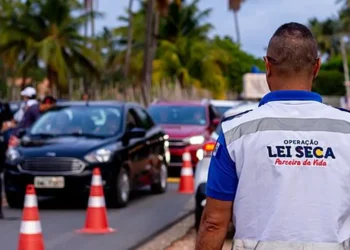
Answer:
[13,86,38,123]
[196,22,350,249]
[0,101,13,219]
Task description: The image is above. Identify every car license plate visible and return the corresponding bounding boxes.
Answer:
[34,176,64,188]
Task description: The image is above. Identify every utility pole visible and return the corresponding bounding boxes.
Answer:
[141,0,155,107]
[340,36,350,108]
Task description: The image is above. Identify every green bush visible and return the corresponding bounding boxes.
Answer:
[313,69,345,96]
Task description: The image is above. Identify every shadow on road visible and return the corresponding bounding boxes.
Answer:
[34,187,154,210]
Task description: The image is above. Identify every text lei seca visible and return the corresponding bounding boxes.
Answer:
[267,140,335,167]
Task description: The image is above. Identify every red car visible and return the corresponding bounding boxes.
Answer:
[148,100,221,176]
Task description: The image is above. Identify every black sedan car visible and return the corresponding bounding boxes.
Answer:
[4,101,170,208]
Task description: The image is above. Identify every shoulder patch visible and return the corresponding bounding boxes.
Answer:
[212,141,221,157]
[336,107,350,113]
[222,109,253,123]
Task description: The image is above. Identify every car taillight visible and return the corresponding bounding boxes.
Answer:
[203,141,216,157]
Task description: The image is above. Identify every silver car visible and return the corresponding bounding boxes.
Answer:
[194,101,259,230]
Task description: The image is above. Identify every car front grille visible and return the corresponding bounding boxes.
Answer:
[170,155,183,164]
[20,157,85,173]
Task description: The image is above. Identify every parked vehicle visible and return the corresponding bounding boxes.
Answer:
[148,100,221,176]
[194,101,259,230]
[204,99,242,116]
[4,101,169,208]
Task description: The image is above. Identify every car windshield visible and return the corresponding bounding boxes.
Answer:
[30,106,123,137]
[148,105,207,125]
[215,106,233,115]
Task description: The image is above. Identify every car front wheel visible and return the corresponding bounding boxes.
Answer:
[151,162,168,194]
[107,168,130,208]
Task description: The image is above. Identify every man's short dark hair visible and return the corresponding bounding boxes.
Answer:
[41,96,56,104]
[267,22,318,77]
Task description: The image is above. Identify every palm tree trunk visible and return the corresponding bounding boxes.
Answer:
[340,37,350,102]
[233,10,241,45]
[153,11,160,56]
[141,0,155,107]
[90,0,99,100]
[83,0,90,96]
[124,0,134,79]
[47,68,57,97]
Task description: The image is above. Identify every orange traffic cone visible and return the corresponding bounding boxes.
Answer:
[18,184,45,250]
[178,151,194,194]
[76,168,116,234]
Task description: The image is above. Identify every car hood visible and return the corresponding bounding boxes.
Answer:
[18,136,111,157]
[160,124,207,138]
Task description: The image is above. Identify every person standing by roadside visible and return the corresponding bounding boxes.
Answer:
[10,96,56,145]
[196,22,350,250]
[81,92,90,101]
[13,86,38,123]
[0,101,13,219]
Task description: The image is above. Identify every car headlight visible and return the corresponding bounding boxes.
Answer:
[187,135,205,145]
[84,144,117,163]
[6,148,21,162]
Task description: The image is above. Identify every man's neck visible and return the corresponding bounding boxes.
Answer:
[269,79,312,92]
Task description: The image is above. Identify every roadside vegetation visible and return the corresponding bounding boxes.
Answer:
[0,0,348,104]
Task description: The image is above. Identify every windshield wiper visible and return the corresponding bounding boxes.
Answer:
[60,132,106,139]
[31,133,57,138]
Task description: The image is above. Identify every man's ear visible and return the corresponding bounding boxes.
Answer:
[265,59,271,77]
[313,58,321,79]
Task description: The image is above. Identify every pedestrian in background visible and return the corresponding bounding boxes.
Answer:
[0,101,13,219]
[196,22,350,250]
[13,86,38,123]
[11,96,56,140]
[82,92,90,101]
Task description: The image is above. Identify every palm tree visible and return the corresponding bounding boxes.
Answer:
[0,0,102,95]
[308,17,342,59]
[142,0,182,106]
[159,0,212,42]
[229,0,245,45]
[153,37,229,98]
[124,0,134,79]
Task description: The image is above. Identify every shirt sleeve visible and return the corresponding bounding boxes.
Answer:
[12,107,33,136]
[206,129,238,201]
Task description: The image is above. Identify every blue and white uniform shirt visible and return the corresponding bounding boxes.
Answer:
[206,90,350,244]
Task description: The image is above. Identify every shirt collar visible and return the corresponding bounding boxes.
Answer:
[259,90,322,107]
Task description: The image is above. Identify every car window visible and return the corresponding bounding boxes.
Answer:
[30,106,123,137]
[148,105,207,125]
[134,107,154,130]
[126,109,138,130]
[208,105,220,121]
[215,106,234,115]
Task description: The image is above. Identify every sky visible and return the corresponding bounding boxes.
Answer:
[93,0,342,57]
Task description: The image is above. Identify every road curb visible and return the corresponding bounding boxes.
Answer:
[167,178,180,183]
[130,210,194,250]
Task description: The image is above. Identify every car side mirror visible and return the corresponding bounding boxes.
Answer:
[129,127,146,138]
[212,118,220,127]
[18,128,27,138]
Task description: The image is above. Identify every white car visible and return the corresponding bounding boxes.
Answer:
[203,99,243,116]
[194,101,259,230]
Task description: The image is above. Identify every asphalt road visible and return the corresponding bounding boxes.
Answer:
[0,183,194,250]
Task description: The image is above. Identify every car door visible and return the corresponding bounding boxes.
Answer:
[134,106,163,179]
[125,108,146,183]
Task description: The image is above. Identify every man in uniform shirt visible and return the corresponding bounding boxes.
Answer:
[196,22,350,249]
